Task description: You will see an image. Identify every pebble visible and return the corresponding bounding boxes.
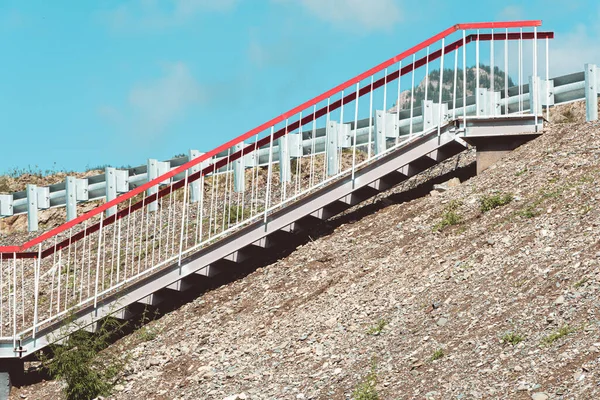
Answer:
[531,393,549,400]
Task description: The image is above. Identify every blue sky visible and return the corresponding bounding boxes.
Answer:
[0,0,598,174]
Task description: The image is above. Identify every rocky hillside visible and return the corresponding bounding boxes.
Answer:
[9,103,600,400]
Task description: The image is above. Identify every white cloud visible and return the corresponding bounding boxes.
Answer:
[100,62,205,137]
[498,5,523,21]
[275,0,402,32]
[104,0,238,31]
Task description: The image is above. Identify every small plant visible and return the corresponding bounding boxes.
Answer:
[501,331,524,346]
[137,326,158,342]
[352,360,379,400]
[479,193,513,213]
[434,200,462,231]
[519,205,539,219]
[541,325,576,346]
[366,319,388,336]
[136,306,161,342]
[431,349,444,361]
[515,169,528,177]
[574,278,588,289]
[42,316,127,400]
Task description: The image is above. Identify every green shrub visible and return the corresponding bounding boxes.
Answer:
[479,193,513,213]
[541,325,575,346]
[366,319,388,336]
[519,206,539,218]
[352,362,379,400]
[501,331,524,346]
[431,349,444,361]
[434,200,462,231]
[42,317,127,400]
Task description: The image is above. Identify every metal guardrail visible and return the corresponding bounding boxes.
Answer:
[1,63,597,232]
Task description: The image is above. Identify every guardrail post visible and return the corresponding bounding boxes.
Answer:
[541,79,555,110]
[233,143,245,192]
[26,184,38,232]
[326,121,340,176]
[585,63,598,121]
[65,176,77,221]
[529,75,542,116]
[105,167,117,217]
[374,111,397,155]
[422,100,434,131]
[278,135,291,182]
[189,150,202,201]
[0,194,13,217]
[147,159,158,212]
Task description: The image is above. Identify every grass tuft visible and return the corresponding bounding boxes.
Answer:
[501,331,524,346]
[434,200,462,231]
[431,349,444,361]
[352,361,379,400]
[480,193,513,213]
[366,319,388,336]
[541,325,576,346]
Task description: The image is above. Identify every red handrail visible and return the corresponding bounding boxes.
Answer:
[0,21,543,255]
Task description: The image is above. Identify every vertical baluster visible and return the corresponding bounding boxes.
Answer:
[352,82,360,180]
[178,171,189,266]
[438,38,445,136]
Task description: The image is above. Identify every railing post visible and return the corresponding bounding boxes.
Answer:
[585,63,598,122]
[529,75,542,116]
[278,135,291,183]
[26,184,38,232]
[105,167,117,217]
[0,194,13,217]
[374,111,398,155]
[147,159,158,212]
[189,150,202,202]
[422,100,434,131]
[65,176,77,222]
[326,121,339,176]
[233,143,245,192]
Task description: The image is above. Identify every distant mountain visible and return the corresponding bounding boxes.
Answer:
[390,65,515,112]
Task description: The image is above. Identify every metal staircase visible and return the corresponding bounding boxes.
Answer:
[0,20,555,368]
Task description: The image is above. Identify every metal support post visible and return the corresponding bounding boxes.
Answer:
[147,159,159,212]
[326,121,339,176]
[278,135,291,183]
[0,194,13,217]
[529,75,543,116]
[65,176,77,221]
[233,143,245,192]
[189,149,202,202]
[105,167,117,217]
[585,63,598,121]
[374,110,398,155]
[26,184,38,232]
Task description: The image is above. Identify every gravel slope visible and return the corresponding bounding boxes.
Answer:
[10,112,600,399]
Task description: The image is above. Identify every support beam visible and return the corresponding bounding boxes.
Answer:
[0,360,22,400]
[26,184,38,232]
[585,63,598,122]
[463,134,540,174]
